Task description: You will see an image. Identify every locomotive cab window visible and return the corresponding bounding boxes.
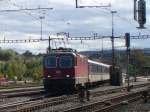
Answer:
[45,56,57,68]
[59,56,73,68]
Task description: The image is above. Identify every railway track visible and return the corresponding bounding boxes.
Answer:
[93,96,141,112]
[63,89,144,112]
[0,83,43,90]
[0,86,44,98]
[0,93,77,112]
[0,82,149,112]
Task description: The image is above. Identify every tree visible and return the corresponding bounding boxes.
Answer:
[22,50,33,58]
[0,49,16,61]
[130,49,148,76]
[0,48,43,82]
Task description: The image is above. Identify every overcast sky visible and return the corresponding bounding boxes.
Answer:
[0,0,150,53]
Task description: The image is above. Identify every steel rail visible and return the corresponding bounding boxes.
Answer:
[0,87,44,98]
[0,90,44,98]
[2,82,149,112]
[93,96,141,112]
[62,88,148,112]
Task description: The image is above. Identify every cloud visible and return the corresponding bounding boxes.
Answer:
[0,0,149,53]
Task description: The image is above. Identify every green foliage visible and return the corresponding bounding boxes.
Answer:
[144,56,150,66]
[129,49,148,76]
[0,49,17,61]
[0,49,43,82]
[128,64,141,76]
[116,49,150,76]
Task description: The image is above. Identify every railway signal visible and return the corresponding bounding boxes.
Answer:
[125,33,130,47]
[134,0,146,29]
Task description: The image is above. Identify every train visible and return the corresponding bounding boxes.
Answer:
[43,48,111,94]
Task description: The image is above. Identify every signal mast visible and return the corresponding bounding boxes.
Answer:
[134,0,146,29]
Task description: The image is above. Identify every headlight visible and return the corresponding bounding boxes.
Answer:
[48,75,51,78]
[66,75,70,78]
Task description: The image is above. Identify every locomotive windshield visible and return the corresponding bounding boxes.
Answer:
[45,56,56,68]
[59,56,73,68]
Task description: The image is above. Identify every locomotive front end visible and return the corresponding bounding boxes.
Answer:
[43,51,76,95]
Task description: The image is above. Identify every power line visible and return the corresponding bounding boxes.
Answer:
[91,4,150,33]
[0,33,150,43]
[96,7,138,28]
[2,1,41,20]
[3,0,54,28]
[0,7,53,12]
[0,1,54,40]
[131,35,150,39]
[75,0,111,8]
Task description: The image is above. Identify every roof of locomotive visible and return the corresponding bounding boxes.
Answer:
[88,59,111,68]
[44,52,88,61]
[44,52,77,56]
[44,48,78,57]
[45,48,90,58]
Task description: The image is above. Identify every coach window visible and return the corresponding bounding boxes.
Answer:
[60,56,73,68]
[45,56,56,68]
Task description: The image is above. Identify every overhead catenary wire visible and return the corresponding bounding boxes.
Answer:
[2,0,54,29]
[0,7,53,12]
[91,0,150,33]
[0,0,149,48]
[2,0,149,38]
[0,33,150,44]
[75,0,141,39]
[92,0,137,27]
[2,0,40,20]
[6,0,72,30]
[107,9,150,33]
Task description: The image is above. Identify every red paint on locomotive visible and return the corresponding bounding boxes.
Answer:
[43,53,76,79]
[75,54,88,77]
[43,48,110,94]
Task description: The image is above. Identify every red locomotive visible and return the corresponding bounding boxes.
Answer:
[43,48,111,94]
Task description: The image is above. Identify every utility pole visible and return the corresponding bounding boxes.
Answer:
[111,11,117,66]
[47,36,51,53]
[125,33,131,92]
[110,11,122,86]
